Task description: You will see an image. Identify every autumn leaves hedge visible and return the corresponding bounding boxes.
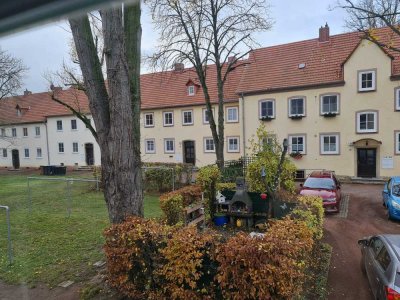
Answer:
[104,195,324,300]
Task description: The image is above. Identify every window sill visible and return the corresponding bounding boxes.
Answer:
[36,157,43,159]
[289,115,304,120]
[182,123,194,126]
[356,130,378,134]
[145,152,156,154]
[144,125,155,128]
[322,112,338,118]
[163,124,174,127]
[358,89,376,93]
[260,116,274,121]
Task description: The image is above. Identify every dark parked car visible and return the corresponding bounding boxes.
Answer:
[383,177,400,221]
[358,235,400,300]
[299,170,342,213]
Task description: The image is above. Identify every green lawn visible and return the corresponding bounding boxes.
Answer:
[0,173,161,286]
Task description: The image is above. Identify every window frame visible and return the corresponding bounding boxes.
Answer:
[356,111,378,133]
[36,147,42,158]
[1,128,5,137]
[188,85,195,96]
[227,136,240,153]
[320,133,340,155]
[259,99,275,119]
[2,148,7,158]
[320,93,340,115]
[288,134,306,154]
[72,142,79,153]
[164,138,175,154]
[24,148,30,158]
[395,131,400,155]
[58,142,64,153]
[182,110,194,126]
[288,97,306,117]
[226,106,239,123]
[71,119,77,130]
[56,120,63,131]
[11,128,16,137]
[202,108,214,124]
[23,127,28,137]
[204,137,215,153]
[144,112,154,128]
[358,69,376,92]
[35,126,40,137]
[395,87,400,111]
[145,139,156,154]
[163,111,174,127]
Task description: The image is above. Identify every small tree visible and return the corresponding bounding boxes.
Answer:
[147,0,273,169]
[0,48,27,100]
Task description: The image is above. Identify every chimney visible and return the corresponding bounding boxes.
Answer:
[319,23,330,43]
[50,84,62,92]
[23,89,32,96]
[174,63,184,72]
[228,56,237,64]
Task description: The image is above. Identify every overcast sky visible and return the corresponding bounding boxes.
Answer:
[0,0,347,94]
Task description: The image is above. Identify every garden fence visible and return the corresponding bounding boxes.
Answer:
[0,205,13,265]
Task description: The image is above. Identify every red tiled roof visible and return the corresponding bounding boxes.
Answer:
[237,27,400,95]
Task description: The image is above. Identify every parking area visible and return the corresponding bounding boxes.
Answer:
[325,183,400,299]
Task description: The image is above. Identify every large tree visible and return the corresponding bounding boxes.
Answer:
[0,48,27,100]
[67,2,143,223]
[147,0,273,169]
[341,0,400,52]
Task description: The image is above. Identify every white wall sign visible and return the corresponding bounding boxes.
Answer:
[382,156,394,169]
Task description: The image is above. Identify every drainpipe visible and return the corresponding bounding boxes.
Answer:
[241,92,246,158]
[44,121,50,165]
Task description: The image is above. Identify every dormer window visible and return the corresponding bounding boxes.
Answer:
[188,85,195,96]
[17,109,21,116]
[358,69,376,92]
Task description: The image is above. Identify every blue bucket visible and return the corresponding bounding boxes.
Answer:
[214,215,229,226]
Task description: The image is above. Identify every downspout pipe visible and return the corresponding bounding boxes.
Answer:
[241,92,246,158]
[45,121,50,165]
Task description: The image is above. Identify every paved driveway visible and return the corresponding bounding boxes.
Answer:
[325,183,400,299]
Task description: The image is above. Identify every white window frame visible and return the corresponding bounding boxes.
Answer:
[188,85,195,96]
[1,128,5,137]
[35,126,40,137]
[259,100,275,119]
[320,134,340,155]
[71,119,77,130]
[358,70,376,92]
[72,142,79,153]
[203,108,214,124]
[145,139,156,154]
[11,128,16,137]
[2,149,7,158]
[395,131,400,155]
[36,147,42,158]
[164,138,175,153]
[320,94,339,115]
[227,136,240,153]
[357,111,378,133]
[24,148,30,158]
[395,88,400,111]
[288,97,305,117]
[58,142,64,153]
[226,106,239,123]
[144,113,154,128]
[56,120,63,131]
[204,137,215,153]
[289,135,306,154]
[23,127,28,137]
[163,111,174,127]
[182,110,193,125]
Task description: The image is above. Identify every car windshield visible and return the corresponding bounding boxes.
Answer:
[304,177,335,189]
[392,184,400,196]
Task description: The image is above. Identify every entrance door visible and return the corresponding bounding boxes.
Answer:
[85,143,94,166]
[11,149,20,169]
[183,141,195,165]
[357,148,376,178]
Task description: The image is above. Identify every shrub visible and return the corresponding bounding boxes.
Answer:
[144,168,174,192]
[216,182,236,191]
[216,217,314,299]
[294,195,324,240]
[197,165,220,218]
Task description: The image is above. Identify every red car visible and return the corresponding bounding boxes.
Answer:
[299,170,342,213]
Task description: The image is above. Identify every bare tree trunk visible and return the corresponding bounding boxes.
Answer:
[69,4,143,224]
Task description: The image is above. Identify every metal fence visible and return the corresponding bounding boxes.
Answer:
[0,205,12,265]
[222,156,256,182]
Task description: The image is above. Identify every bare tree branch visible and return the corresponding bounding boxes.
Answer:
[0,48,28,100]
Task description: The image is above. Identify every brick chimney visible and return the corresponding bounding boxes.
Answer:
[228,56,236,64]
[174,63,184,72]
[319,23,330,43]
[23,89,32,96]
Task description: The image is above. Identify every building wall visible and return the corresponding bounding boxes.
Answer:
[46,115,101,167]
[141,103,242,166]
[242,40,400,178]
[0,123,48,168]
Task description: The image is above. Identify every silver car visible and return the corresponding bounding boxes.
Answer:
[358,235,400,299]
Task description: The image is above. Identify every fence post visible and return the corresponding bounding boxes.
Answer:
[95,173,99,191]
[0,205,13,265]
[66,179,72,217]
[27,177,32,213]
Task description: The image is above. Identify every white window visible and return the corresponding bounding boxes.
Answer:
[23,127,28,137]
[145,139,156,154]
[1,128,5,137]
[57,120,63,131]
[37,148,42,158]
[58,142,64,153]
[24,148,29,158]
[164,139,175,153]
[144,113,154,127]
[226,107,239,123]
[395,88,400,111]
[320,134,339,155]
[321,94,339,114]
[357,111,378,133]
[289,97,305,117]
[203,108,214,124]
[188,85,195,96]
[259,100,275,119]
[227,137,240,153]
[289,135,306,154]
[2,149,7,157]
[35,126,40,136]
[182,110,193,125]
[72,142,79,153]
[204,137,215,152]
[11,128,16,137]
[396,132,400,155]
[163,112,174,126]
[358,70,376,91]
[71,119,77,130]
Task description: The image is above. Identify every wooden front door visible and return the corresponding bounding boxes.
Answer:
[85,143,94,166]
[183,141,195,165]
[12,149,20,169]
[357,148,376,178]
